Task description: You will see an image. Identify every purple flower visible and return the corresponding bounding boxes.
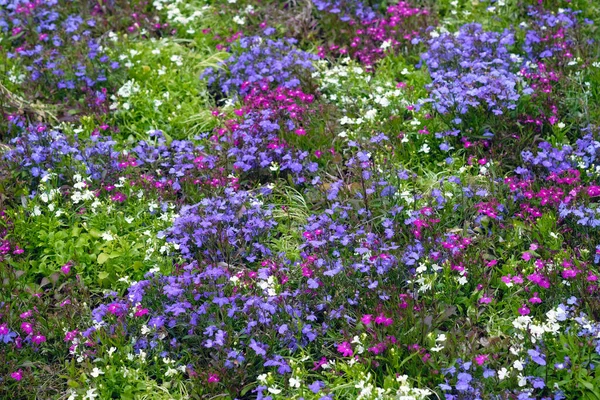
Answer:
[528,349,546,366]
[0,324,17,343]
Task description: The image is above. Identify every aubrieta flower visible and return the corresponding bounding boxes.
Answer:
[10,369,23,381]
[337,341,353,357]
[203,36,318,96]
[31,334,46,345]
[421,23,526,116]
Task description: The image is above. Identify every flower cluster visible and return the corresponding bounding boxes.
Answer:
[203,36,318,96]
[421,23,525,116]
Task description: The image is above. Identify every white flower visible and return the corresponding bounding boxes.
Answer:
[107,347,117,357]
[289,377,301,388]
[267,387,282,394]
[101,231,115,241]
[257,374,268,383]
[83,388,98,400]
[430,344,444,352]
[232,15,245,25]
[513,360,524,371]
[165,367,179,377]
[364,109,377,120]
[117,80,140,98]
[170,55,183,66]
[90,367,104,378]
[498,367,509,380]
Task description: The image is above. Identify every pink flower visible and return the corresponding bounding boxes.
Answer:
[529,293,542,304]
[522,252,532,261]
[312,357,328,370]
[361,314,373,325]
[337,342,353,357]
[368,342,387,355]
[107,302,127,316]
[20,310,32,319]
[111,192,127,202]
[21,322,33,335]
[474,354,489,366]
[294,128,306,136]
[32,334,46,344]
[134,307,149,317]
[479,295,492,304]
[587,186,600,197]
[61,262,72,275]
[562,269,578,279]
[374,313,393,326]
[518,305,530,316]
[60,299,71,307]
[10,370,23,381]
[64,330,79,342]
[208,374,220,383]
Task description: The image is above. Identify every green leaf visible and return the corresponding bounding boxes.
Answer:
[67,379,80,388]
[98,271,110,285]
[97,253,110,265]
[88,228,102,239]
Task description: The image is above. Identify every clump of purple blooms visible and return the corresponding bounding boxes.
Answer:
[203,36,318,96]
[421,23,527,116]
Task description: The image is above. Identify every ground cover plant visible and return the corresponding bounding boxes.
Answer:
[1,0,600,399]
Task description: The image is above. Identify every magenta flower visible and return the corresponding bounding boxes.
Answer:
[374,313,393,326]
[134,307,149,317]
[474,354,489,366]
[111,192,127,202]
[208,373,220,383]
[10,370,23,381]
[479,295,492,304]
[361,314,373,325]
[32,334,46,344]
[312,357,328,370]
[518,305,530,316]
[64,330,79,342]
[529,293,542,304]
[61,262,72,275]
[21,322,33,335]
[337,341,353,357]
